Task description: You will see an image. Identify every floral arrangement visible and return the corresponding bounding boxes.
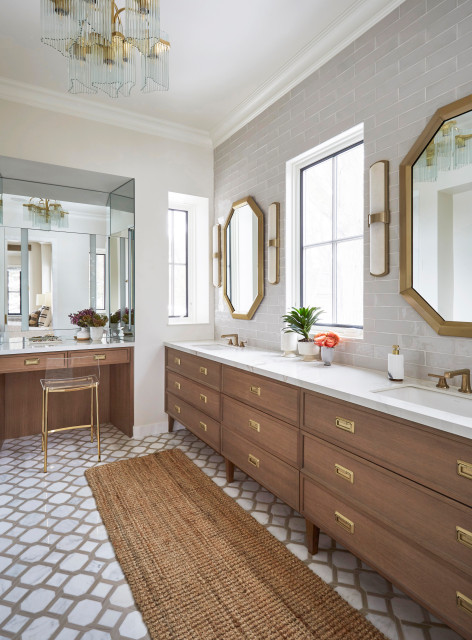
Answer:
[69,308,108,328]
[109,308,134,325]
[109,310,121,324]
[314,331,340,348]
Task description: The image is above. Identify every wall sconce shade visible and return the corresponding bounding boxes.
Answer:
[267,202,280,285]
[212,224,222,287]
[369,160,389,277]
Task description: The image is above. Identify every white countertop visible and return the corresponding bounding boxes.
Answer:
[164,340,472,441]
[0,337,134,355]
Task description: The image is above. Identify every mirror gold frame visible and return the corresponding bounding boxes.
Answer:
[400,93,472,337]
[223,196,264,320]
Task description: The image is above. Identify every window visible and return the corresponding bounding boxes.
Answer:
[168,208,189,318]
[96,253,106,311]
[286,124,364,332]
[7,267,21,315]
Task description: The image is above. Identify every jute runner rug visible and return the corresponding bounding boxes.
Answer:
[85,449,387,639]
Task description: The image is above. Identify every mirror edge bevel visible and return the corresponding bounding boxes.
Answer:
[223,196,264,321]
[399,93,472,338]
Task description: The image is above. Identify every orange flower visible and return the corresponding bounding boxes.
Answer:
[314,331,340,348]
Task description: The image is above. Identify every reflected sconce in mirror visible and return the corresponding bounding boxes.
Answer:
[368,160,389,277]
[267,202,280,285]
[212,224,221,287]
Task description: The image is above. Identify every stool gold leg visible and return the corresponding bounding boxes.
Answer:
[43,389,49,473]
[41,388,45,452]
[90,387,94,443]
[95,385,101,462]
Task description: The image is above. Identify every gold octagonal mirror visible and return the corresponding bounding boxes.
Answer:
[400,94,472,337]
[223,196,264,320]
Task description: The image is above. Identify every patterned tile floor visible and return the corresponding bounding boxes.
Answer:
[0,424,464,640]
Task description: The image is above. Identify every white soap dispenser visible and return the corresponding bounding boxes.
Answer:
[388,345,404,382]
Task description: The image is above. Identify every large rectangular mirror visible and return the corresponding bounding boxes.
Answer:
[0,157,135,338]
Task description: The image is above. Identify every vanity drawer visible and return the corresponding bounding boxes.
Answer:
[0,352,67,374]
[302,432,472,575]
[301,476,472,640]
[166,392,220,452]
[303,390,472,507]
[222,395,299,467]
[70,348,130,367]
[223,366,299,425]
[166,348,221,390]
[166,370,221,421]
[222,427,299,511]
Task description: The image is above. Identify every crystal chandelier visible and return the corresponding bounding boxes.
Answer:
[23,198,69,229]
[414,118,472,183]
[40,0,170,98]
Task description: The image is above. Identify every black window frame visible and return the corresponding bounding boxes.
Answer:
[300,140,364,329]
[168,208,189,318]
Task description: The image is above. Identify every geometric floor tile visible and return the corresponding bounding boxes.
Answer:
[0,424,463,640]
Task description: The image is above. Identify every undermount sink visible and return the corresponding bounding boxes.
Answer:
[191,343,235,350]
[372,384,472,418]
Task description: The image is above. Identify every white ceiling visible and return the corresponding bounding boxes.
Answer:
[0,0,404,146]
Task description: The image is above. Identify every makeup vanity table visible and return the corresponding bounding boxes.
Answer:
[0,339,134,447]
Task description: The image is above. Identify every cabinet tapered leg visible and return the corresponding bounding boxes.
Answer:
[225,458,235,483]
[168,415,175,433]
[306,519,320,555]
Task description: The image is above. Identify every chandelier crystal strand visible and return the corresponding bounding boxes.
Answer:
[40,0,84,56]
[125,0,161,55]
[82,0,113,44]
[142,36,169,92]
[69,39,98,94]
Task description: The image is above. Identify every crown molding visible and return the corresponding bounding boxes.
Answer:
[0,77,212,149]
[210,0,406,147]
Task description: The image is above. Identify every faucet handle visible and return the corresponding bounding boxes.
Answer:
[239,340,247,348]
[428,373,449,389]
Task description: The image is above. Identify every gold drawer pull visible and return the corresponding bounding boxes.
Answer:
[334,511,354,534]
[457,460,472,480]
[335,463,354,484]
[248,419,260,432]
[250,385,261,396]
[174,405,181,414]
[174,357,181,365]
[174,381,181,390]
[94,354,106,360]
[25,358,40,366]
[335,417,355,433]
[456,526,472,550]
[199,421,207,431]
[200,394,207,404]
[456,592,472,617]
[248,454,260,468]
[199,366,208,375]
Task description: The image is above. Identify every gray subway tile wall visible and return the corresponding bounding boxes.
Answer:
[214,0,472,380]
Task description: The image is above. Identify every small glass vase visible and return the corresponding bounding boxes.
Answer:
[321,346,335,366]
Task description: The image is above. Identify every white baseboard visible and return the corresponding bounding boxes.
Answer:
[132,420,186,439]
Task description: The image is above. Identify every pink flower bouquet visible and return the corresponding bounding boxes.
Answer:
[314,331,340,348]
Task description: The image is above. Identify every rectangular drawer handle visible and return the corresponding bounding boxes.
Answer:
[248,419,260,432]
[456,526,472,550]
[248,454,260,468]
[199,421,207,432]
[174,357,181,365]
[335,463,354,484]
[200,394,207,404]
[335,417,355,433]
[456,591,472,617]
[94,354,106,360]
[250,385,261,396]
[199,366,208,375]
[24,358,40,366]
[457,460,472,480]
[174,381,181,390]
[334,511,354,534]
[174,405,181,414]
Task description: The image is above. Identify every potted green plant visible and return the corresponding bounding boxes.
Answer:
[282,306,324,361]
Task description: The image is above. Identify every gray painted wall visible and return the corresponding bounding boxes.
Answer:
[214,0,472,380]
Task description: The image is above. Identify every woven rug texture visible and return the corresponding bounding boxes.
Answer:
[85,448,388,640]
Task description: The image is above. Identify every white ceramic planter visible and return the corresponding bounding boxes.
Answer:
[321,346,335,366]
[76,327,90,341]
[298,340,318,361]
[90,326,104,342]
[281,331,298,357]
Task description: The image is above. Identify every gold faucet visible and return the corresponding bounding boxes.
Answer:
[444,369,472,394]
[221,333,239,346]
